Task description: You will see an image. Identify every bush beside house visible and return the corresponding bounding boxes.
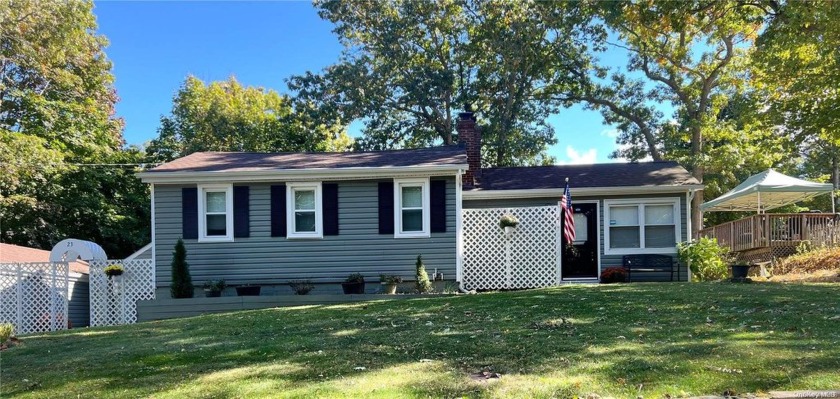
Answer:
[170,238,194,298]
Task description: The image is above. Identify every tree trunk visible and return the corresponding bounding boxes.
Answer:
[690,124,704,238]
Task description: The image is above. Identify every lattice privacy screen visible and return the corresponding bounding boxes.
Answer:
[0,262,69,335]
[462,206,560,290]
[89,259,155,327]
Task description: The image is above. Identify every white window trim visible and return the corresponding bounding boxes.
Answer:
[394,178,430,239]
[286,182,323,239]
[197,184,234,243]
[603,198,681,255]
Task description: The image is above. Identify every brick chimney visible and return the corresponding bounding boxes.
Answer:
[457,111,481,188]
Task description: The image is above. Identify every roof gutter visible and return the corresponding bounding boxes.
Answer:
[138,164,469,184]
[463,184,704,200]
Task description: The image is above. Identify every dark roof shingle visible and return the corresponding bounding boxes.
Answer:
[148,146,468,173]
[475,161,699,190]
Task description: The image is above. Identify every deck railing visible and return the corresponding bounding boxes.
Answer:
[698,213,840,252]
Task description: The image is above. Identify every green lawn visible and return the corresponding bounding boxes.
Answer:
[2,283,839,398]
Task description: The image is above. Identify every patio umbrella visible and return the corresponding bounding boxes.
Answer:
[700,169,835,213]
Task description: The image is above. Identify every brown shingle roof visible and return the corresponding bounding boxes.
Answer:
[475,161,699,190]
[0,243,89,274]
[148,146,468,173]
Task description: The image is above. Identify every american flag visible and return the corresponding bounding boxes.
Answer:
[560,179,575,243]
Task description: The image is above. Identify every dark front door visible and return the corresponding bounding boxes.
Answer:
[561,203,599,279]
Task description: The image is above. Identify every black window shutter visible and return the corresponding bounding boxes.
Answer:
[182,187,198,239]
[430,180,447,233]
[233,186,250,238]
[323,183,339,236]
[378,181,394,234]
[270,185,287,237]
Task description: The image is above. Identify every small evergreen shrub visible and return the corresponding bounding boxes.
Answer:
[677,237,729,281]
[415,255,432,293]
[0,323,13,344]
[345,273,365,283]
[289,280,315,295]
[599,267,627,283]
[170,238,194,298]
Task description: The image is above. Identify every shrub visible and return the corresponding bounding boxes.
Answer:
[379,274,403,284]
[289,280,315,295]
[203,280,226,292]
[677,237,729,281]
[599,267,627,283]
[499,214,519,229]
[773,246,840,275]
[345,273,365,283]
[103,264,124,277]
[0,323,13,344]
[170,238,194,298]
[415,255,432,293]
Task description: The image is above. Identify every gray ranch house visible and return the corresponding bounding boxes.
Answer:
[139,112,702,295]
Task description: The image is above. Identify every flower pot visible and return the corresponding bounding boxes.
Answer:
[205,289,222,298]
[504,226,515,235]
[731,264,751,279]
[382,283,398,294]
[235,286,261,296]
[341,281,365,294]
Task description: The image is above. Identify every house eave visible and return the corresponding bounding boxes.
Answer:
[138,164,468,184]
[463,184,704,200]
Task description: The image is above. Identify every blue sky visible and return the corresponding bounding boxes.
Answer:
[95,1,628,164]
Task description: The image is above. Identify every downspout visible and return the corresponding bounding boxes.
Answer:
[687,190,696,240]
[455,169,476,294]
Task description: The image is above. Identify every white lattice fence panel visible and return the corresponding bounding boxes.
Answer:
[462,206,560,290]
[0,262,69,335]
[89,259,155,327]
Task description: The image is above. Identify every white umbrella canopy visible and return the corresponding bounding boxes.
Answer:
[700,169,835,213]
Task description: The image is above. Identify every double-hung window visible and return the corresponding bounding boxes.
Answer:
[287,182,323,239]
[394,178,430,238]
[605,198,680,254]
[198,184,233,242]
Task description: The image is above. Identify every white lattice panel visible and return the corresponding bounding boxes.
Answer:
[89,259,155,327]
[462,206,560,290]
[0,262,69,335]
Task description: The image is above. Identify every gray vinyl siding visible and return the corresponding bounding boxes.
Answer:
[153,178,456,287]
[464,193,690,281]
[68,274,89,328]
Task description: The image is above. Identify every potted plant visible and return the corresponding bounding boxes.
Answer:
[103,264,124,278]
[289,280,315,295]
[499,214,519,235]
[235,284,261,296]
[203,280,226,297]
[379,274,403,294]
[730,259,752,279]
[341,273,365,294]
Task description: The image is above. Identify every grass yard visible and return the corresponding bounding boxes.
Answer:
[2,282,839,398]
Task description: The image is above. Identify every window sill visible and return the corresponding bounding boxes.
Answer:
[197,236,234,243]
[394,232,431,239]
[604,247,677,256]
[286,234,324,240]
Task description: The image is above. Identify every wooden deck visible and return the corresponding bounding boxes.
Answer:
[699,213,840,254]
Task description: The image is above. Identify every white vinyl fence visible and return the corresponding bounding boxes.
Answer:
[462,205,561,290]
[89,259,155,326]
[0,262,70,335]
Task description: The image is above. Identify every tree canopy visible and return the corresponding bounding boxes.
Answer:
[147,76,352,162]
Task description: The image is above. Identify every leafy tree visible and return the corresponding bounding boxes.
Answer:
[546,1,771,234]
[0,0,149,257]
[147,76,352,162]
[289,0,599,166]
[170,239,194,299]
[415,255,432,293]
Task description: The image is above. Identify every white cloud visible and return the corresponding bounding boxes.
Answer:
[557,146,597,165]
[600,128,620,139]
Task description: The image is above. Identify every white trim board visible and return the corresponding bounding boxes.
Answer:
[138,165,467,184]
[464,185,703,200]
